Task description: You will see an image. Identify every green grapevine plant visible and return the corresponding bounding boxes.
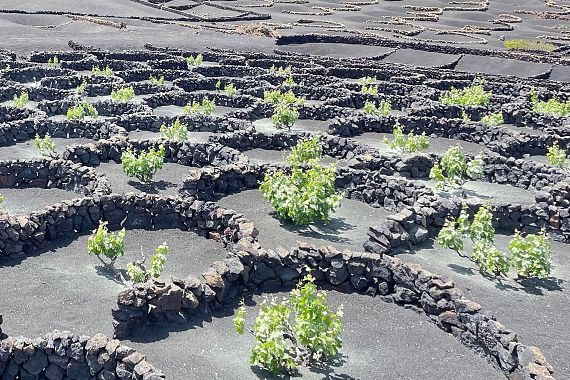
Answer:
[437,205,509,275]
[437,205,552,278]
[509,229,552,278]
[76,80,88,96]
[87,221,126,266]
[546,142,567,170]
[233,300,246,335]
[286,135,322,166]
[121,145,166,184]
[187,54,203,67]
[47,55,59,68]
[282,76,295,87]
[160,119,188,141]
[429,146,484,192]
[383,124,429,153]
[233,274,343,375]
[263,89,304,105]
[34,134,58,158]
[224,83,237,96]
[471,241,511,276]
[530,90,570,116]
[271,102,299,130]
[12,91,28,108]
[66,101,98,120]
[183,97,216,116]
[440,78,491,106]
[126,243,169,283]
[259,137,341,225]
[91,66,113,77]
[271,65,292,75]
[480,112,504,126]
[149,75,165,85]
[363,100,390,116]
[111,86,135,103]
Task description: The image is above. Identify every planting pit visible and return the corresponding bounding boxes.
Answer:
[125,291,503,380]
[0,187,80,215]
[0,137,96,160]
[95,162,194,195]
[243,148,341,166]
[421,180,539,206]
[0,228,228,338]
[217,189,391,251]
[127,130,213,143]
[398,234,570,378]
[352,132,486,156]
[253,118,331,134]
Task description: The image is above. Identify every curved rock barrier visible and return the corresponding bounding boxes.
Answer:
[62,137,248,168]
[0,158,111,196]
[0,316,165,379]
[113,239,555,379]
[0,193,258,259]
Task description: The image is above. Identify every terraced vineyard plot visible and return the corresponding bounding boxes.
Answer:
[0,45,568,380]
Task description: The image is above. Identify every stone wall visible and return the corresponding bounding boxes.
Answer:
[0,316,165,379]
[328,113,563,158]
[0,158,111,196]
[112,239,555,380]
[0,193,258,259]
[209,130,373,159]
[0,118,120,147]
[62,137,248,167]
[114,113,251,134]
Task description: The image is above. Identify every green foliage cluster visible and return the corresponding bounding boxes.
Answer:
[0,194,3,205]
[215,80,237,96]
[187,53,203,67]
[233,274,343,375]
[383,124,429,153]
[437,206,552,278]
[66,101,98,120]
[504,39,557,53]
[76,80,88,95]
[270,65,292,75]
[121,145,166,184]
[509,231,552,278]
[34,134,57,158]
[126,243,169,283]
[358,76,378,95]
[282,76,295,87]
[263,89,304,105]
[286,134,322,166]
[530,90,570,116]
[259,136,342,225]
[363,100,390,116]
[47,55,59,68]
[480,112,504,126]
[160,119,188,141]
[546,142,568,169]
[224,83,236,96]
[87,221,126,265]
[429,146,484,191]
[91,66,113,77]
[440,78,491,107]
[264,89,303,130]
[111,86,135,103]
[149,75,165,85]
[183,97,216,116]
[271,103,299,130]
[12,91,28,108]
